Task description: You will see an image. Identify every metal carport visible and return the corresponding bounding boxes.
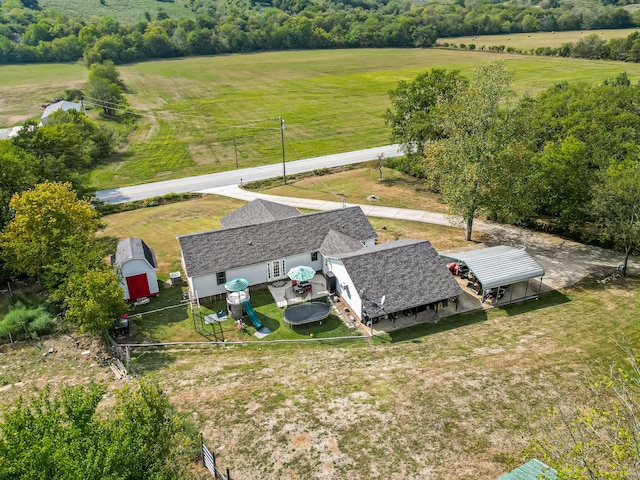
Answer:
[441,246,545,303]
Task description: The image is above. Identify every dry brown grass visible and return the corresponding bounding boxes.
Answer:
[138,277,640,479]
[369,217,490,249]
[98,195,245,277]
[264,168,449,214]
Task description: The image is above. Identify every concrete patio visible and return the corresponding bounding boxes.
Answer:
[267,274,329,308]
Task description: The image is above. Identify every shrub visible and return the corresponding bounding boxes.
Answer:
[0,303,57,342]
[94,193,202,215]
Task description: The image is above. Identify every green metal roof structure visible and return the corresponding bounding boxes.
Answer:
[497,459,557,480]
[224,278,249,292]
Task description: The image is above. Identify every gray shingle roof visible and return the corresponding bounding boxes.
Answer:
[179,206,377,278]
[112,237,157,269]
[319,229,365,258]
[220,199,301,228]
[340,240,462,316]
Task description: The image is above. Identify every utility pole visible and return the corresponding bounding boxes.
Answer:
[233,133,239,169]
[279,116,286,185]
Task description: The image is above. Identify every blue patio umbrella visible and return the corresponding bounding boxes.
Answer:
[287,265,315,282]
[224,278,249,292]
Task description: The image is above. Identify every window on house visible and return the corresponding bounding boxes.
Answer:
[311,251,318,262]
[216,271,226,285]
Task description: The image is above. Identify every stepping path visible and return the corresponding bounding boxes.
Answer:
[200,185,636,291]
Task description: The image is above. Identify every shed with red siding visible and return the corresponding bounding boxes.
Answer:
[111,238,159,301]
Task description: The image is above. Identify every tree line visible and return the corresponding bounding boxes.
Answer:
[0,0,638,65]
[386,63,640,274]
[443,30,640,64]
[0,64,131,340]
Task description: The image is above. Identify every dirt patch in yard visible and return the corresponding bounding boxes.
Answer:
[0,333,120,405]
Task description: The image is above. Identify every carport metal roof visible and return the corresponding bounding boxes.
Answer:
[441,246,544,289]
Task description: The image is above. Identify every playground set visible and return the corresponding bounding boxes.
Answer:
[193,278,272,340]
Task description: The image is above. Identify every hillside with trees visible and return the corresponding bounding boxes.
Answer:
[1,0,639,64]
[386,64,640,270]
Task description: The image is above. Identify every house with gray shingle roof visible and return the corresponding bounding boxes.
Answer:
[111,237,159,301]
[178,201,463,321]
[330,239,462,320]
[178,206,377,298]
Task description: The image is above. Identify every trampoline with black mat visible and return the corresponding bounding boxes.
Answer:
[283,301,331,328]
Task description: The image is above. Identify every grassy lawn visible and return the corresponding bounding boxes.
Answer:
[129,276,640,479]
[125,286,358,346]
[440,28,640,50]
[260,167,449,214]
[3,50,640,188]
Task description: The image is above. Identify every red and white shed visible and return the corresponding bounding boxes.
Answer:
[111,237,159,301]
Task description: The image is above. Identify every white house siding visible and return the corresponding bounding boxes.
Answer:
[119,259,159,300]
[189,251,325,299]
[324,257,362,317]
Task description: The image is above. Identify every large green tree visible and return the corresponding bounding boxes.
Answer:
[54,268,127,334]
[431,61,516,240]
[527,80,640,231]
[591,159,640,276]
[0,141,37,229]
[0,182,101,278]
[385,68,468,169]
[85,61,127,116]
[0,380,199,479]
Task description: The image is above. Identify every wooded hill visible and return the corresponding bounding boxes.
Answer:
[1,0,639,64]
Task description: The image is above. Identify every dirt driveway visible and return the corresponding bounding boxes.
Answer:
[478,221,635,291]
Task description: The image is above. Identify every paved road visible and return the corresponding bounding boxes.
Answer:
[95,144,403,204]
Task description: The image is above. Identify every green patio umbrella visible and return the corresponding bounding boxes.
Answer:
[287,266,315,282]
[224,278,249,292]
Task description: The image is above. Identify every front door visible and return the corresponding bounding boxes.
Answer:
[266,259,286,281]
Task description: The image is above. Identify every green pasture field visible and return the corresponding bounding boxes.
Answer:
[39,0,203,23]
[440,28,640,50]
[0,63,86,127]
[3,49,640,189]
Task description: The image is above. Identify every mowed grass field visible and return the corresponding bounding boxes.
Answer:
[441,27,640,50]
[3,49,640,189]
